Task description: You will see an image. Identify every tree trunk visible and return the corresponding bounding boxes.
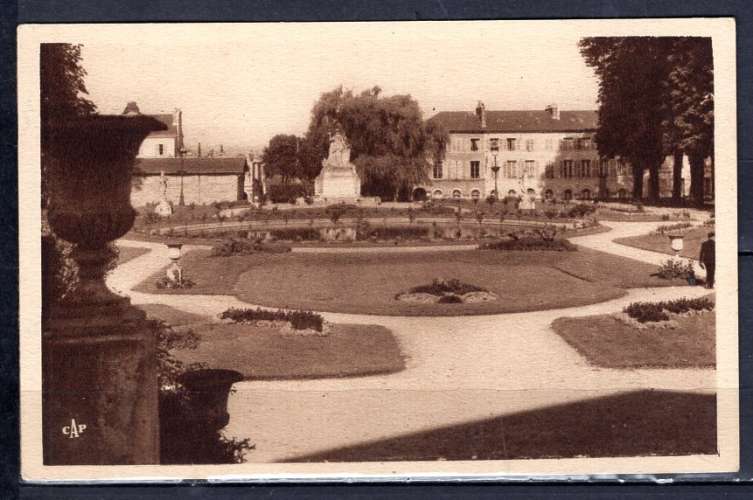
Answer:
[688,153,706,207]
[647,163,660,203]
[632,164,644,201]
[671,150,684,204]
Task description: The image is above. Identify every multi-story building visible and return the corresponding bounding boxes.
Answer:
[417,102,634,202]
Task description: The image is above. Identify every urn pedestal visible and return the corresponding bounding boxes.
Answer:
[42,115,166,465]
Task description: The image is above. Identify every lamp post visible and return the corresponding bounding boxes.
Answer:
[491,153,500,199]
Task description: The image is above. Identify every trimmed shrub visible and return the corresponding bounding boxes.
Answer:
[438,294,463,304]
[219,307,323,332]
[480,237,576,252]
[566,203,596,218]
[653,222,693,235]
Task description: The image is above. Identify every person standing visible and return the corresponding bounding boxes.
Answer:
[699,231,716,289]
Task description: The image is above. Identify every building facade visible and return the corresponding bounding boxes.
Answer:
[417,102,634,202]
[124,102,249,207]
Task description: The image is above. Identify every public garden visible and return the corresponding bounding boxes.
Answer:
[107,204,718,463]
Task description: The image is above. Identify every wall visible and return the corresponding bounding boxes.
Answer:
[131,174,243,207]
[138,137,176,158]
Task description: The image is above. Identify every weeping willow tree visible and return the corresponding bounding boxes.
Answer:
[302,85,447,200]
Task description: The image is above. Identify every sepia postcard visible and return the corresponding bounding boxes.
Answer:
[18,18,738,482]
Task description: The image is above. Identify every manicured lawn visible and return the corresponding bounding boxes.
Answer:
[551,309,715,369]
[116,246,150,265]
[137,304,406,380]
[135,246,687,316]
[291,390,716,461]
[614,226,711,260]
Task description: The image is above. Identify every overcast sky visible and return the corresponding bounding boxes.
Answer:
[79,22,600,152]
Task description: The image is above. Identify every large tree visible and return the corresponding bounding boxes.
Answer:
[302,86,447,200]
[579,37,673,202]
[261,134,304,187]
[665,37,714,206]
[40,43,96,207]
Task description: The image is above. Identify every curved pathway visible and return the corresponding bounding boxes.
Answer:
[110,220,714,462]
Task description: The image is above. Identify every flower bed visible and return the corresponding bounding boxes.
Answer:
[655,258,696,280]
[479,237,576,252]
[210,238,291,256]
[623,297,714,323]
[652,222,694,235]
[219,307,324,332]
[395,278,497,305]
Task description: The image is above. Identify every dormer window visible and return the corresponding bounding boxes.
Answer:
[506,138,517,151]
[489,138,499,151]
[470,138,480,151]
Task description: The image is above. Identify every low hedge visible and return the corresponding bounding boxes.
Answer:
[270,227,321,241]
[219,307,323,331]
[363,225,429,241]
[211,238,291,256]
[624,297,714,323]
[480,237,577,252]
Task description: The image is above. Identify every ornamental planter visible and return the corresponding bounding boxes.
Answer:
[177,369,244,432]
[42,115,166,465]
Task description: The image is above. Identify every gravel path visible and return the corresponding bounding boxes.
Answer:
[111,221,714,462]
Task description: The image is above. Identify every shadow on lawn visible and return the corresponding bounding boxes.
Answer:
[288,390,716,462]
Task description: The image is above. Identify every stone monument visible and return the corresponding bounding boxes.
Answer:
[155,170,173,216]
[314,129,362,202]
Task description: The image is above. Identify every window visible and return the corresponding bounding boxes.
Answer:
[616,159,627,176]
[581,189,592,200]
[433,161,443,179]
[470,138,480,151]
[581,159,591,178]
[452,189,462,199]
[506,138,517,151]
[544,189,554,200]
[470,161,480,179]
[525,160,536,177]
[582,137,592,150]
[545,162,555,179]
[563,189,573,201]
[505,160,517,178]
[156,143,164,156]
[561,138,574,151]
[562,160,574,178]
[471,189,481,200]
[525,139,534,152]
[489,138,499,151]
[599,159,609,177]
[507,189,517,196]
[432,189,443,199]
[618,188,628,200]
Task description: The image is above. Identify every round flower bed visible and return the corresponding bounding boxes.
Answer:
[395,278,498,305]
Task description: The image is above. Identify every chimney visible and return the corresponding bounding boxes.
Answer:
[545,103,560,120]
[174,108,184,156]
[220,144,224,155]
[122,101,141,115]
[475,101,487,129]
[197,142,202,158]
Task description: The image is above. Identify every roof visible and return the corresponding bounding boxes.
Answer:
[146,113,178,138]
[133,157,248,175]
[428,110,598,133]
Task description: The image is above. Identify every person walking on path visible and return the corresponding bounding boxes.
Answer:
[699,231,716,289]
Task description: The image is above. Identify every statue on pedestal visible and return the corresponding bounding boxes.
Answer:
[155,171,173,217]
[314,127,362,201]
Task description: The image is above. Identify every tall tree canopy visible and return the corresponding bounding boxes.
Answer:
[40,43,96,207]
[579,37,713,205]
[579,37,672,202]
[302,86,447,200]
[261,134,304,186]
[665,38,714,205]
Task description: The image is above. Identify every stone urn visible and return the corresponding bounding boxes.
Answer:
[42,115,166,465]
[177,369,244,432]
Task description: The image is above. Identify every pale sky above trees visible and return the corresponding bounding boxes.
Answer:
[78,22,600,151]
